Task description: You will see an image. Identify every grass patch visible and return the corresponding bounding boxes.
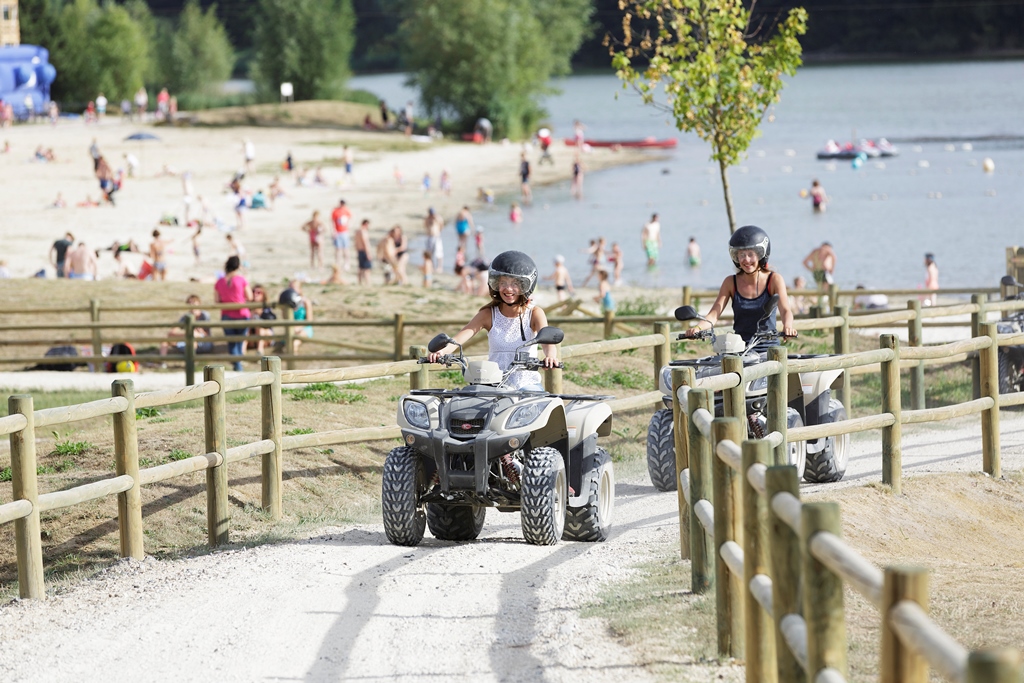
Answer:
[0,467,10,482]
[616,296,662,317]
[285,427,315,435]
[285,382,366,404]
[438,369,466,385]
[167,449,192,462]
[228,391,257,404]
[136,406,161,419]
[50,432,92,458]
[565,367,647,390]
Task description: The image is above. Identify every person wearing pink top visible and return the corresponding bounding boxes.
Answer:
[214,255,252,371]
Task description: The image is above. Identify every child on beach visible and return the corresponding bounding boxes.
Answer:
[546,255,575,301]
[302,210,325,269]
[509,202,522,225]
[688,237,702,267]
[596,270,615,313]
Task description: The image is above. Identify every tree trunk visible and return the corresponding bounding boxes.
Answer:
[718,157,737,234]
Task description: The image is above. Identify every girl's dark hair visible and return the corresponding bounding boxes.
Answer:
[225,255,241,273]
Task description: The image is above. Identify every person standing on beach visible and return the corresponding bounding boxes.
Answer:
[924,253,939,305]
[519,152,532,204]
[343,145,354,185]
[67,242,98,280]
[808,179,828,213]
[50,232,74,277]
[214,256,252,372]
[581,237,607,287]
[641,213,662,267]
[424,208,444,273]
[243,138,256,173]
[330,199,351,271]
[546,255,575,301]
[149,229,168,281]
[802,241,836,290]
[573,120,586,147]
[302,210,325,269]
[609,242,624,285]
[687,236,702,267]
[354,218,373,285]
[454,206,474,253]
[95,92,107,119]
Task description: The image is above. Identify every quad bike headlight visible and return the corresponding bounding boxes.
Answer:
[402,400,430,429]
[507,402,545,430]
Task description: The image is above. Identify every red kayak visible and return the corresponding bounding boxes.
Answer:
[564,137,677,149]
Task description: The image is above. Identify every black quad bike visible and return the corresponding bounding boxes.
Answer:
[646,296,850,490]
[997,275,1024,394]
[383,326,616,546]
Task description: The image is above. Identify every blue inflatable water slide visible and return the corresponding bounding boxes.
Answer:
[0,44,56,118]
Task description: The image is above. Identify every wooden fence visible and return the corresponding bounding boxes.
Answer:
[0,330,669,599]
[669,323,1024,681]
[0,283,1008,384]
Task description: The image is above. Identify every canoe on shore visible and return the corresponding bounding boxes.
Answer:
[564,137,678,149]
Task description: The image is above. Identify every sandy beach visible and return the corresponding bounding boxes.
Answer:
[0,112,653,285]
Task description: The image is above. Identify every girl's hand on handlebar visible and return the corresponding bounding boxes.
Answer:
[427,350,448,363]
[782,326,798,338]
[541,355,561,369]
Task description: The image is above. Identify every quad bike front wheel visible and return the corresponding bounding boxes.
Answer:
[803,399,850,483]
[520,446,567,545]
[427,503,486,541]
[999,352,1019,395]
[645,409,677,491]
[563,448,615,542]
[382,446,427,546]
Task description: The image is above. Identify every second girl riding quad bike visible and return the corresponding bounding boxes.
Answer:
[382,326,616,547]
[646,297,850,489]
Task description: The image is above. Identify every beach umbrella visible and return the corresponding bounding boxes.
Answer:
[124,132,160,142]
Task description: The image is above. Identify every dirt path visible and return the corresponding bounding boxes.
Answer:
[1,412,1022,681]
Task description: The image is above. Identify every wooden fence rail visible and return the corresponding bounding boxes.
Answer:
[671,323,1024,681]
[0,329,673,598]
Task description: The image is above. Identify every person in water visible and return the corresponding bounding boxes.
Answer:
[683,225,797,345]
[427,250,558,390]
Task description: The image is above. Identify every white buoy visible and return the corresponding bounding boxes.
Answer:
[825,162,837,172]
[982,158,995,173]
[784,149,796,157]
[875,161,886,170]
[962,143,973,151]
[912,145,923,153]
[944,144,956,152]
[918,160,930,168]
[756,150,766,158]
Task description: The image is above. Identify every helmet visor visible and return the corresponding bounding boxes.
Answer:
[729,244,767,264]
[488,270,531,295]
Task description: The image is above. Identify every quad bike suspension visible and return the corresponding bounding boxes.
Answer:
[748,413,765,439]
[500,453,523,484]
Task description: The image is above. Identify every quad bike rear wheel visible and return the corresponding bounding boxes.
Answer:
[427,503,486,541]
[520,446,567,545]
[382,447,427,546]
[803,399,850,483]
[999,352,1018,395]
[563,448,615,542]
[787,408,807,481]
[645,409,677,491]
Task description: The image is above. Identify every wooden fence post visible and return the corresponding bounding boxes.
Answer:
[654,322,671,391]
[282,308,295,371]
[767,346,789,465]
[971,294,985,400]
[722,355,745,421]
[261,356,283,519]
[682,285,692,307]
[204,365,229,546]
[603,310,615,339]
[9,395,44,599]
[766,465,805,683]
[544,343,563,393]
[184,313,196,386]
[833,305,853,417]
[111,380,144,560]
[743,439,776,683]
[967,649,1023,683]
[393,313,405,362]
[688,388,714,595]
[907,300,925,411]
[979,322,1001,477]
[410,345,428,390]
[880,567,929,683]
[802,502,848,679]
[672,367,693,560]
[89,298,103,372]
[828,282,839,313]
[880,334,902,494]
[712,416,745,658]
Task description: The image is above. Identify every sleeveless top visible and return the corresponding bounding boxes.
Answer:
[490,305,541,390]
[732,273,778,346]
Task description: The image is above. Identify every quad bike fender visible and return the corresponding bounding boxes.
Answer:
[789,370,843,414]
[491,399,567,445]
[396,395,441,430]
[565,401,612,449]
[567,434,612,508]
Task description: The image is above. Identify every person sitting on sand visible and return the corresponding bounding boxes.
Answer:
[160,295,214,358]
[51,192,66,209]
[77,195,99,208]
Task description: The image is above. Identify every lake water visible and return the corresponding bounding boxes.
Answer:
[350,61,1024,291]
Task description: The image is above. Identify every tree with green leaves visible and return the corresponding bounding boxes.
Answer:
[157,0,235,96]
[91,3,151,102]
[401,0,592,139]
[251,0,356,102]
[611,0,807,234]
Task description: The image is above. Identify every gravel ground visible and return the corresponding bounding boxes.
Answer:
[2,412,1022,682]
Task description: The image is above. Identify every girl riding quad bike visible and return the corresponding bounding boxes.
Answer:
[382,251,615,546]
